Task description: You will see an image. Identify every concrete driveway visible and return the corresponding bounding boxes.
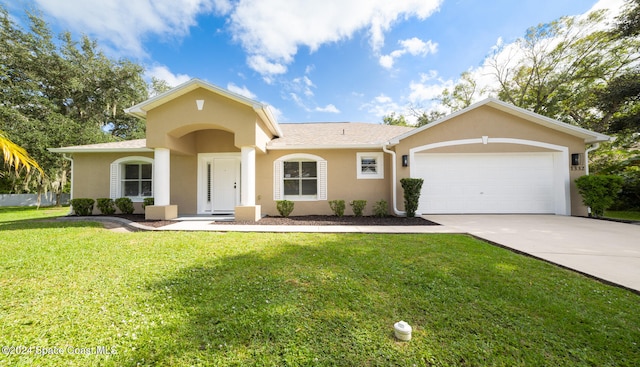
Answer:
[424,215,640,293]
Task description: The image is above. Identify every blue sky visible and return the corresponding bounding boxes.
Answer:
[5,0,623,124]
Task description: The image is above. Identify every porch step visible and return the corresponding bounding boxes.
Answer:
[175,215,235,222]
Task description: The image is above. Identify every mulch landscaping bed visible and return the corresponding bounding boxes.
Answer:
[102,214,438,227]
[231,215,438,226]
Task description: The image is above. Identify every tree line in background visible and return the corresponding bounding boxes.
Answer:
[2,2,639,210]
[384,0,640,210]
[0,5,173,202]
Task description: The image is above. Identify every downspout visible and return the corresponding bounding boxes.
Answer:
[62,154,74,215]
[382,143,406,216]
[584,143,600,176]
[584,143,600,216]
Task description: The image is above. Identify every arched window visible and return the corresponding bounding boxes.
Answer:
[110,156,154,201]
[274,153,327,201]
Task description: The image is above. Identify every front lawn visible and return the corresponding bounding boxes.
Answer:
[605,210,640,221]
[1,208,639,366]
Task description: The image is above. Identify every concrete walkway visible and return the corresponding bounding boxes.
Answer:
[60,214,640,292]
[158,220,459,233]
[424,215,640,293]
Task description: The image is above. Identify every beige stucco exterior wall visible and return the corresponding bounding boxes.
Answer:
[71,152,154,214]
[256,149,392,216]
[393,105,589,216]
[145,89,274,153]
[70,129,235,216]
[68,101,595,218]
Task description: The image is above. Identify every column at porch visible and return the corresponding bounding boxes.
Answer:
[241,146,255,206]
[146,147,178,220]
[154,148,171,205]
[236,146,261,221]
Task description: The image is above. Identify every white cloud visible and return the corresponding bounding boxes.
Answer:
[289,93,310,112]
[315,104,340,113]
[145,65,192,87]
[379,37,438,69]
[362,94,402,121]
[588,0,627,14]
[402,0,627,117]
[227,0,442,75]
[247,55,288,76]
[305,65,316,74]
[378,55,395,69]
[291,76,315,97]
[227,82,257,99]
[374,94,393,104]
[408,76,453,104]
[34,0,217,57]
[400,37,438,56]
[34,0,441,76]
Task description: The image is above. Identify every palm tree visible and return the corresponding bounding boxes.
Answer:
[0,130,43,175]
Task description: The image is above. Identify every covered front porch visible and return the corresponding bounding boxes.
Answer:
[145,145,261,221]
[123,79,281,221]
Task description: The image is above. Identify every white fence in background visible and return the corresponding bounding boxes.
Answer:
[0,193,70,207]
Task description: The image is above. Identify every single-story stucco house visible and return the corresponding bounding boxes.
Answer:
[50,78,610,221]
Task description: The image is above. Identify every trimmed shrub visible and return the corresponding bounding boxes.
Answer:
[613,167,640,210]
[70,198,95,216]
[328,199,345,217]
[575,174,624,217]
[350,200,367,217]
[276,200,295,217]
[143,197,154,209]
[96,198,116,215]
[373,199,388,218]
[400,178,424,218]
[115,197,135,215]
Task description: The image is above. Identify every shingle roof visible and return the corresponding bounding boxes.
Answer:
[269,122,414,148]
[49,124,415,152]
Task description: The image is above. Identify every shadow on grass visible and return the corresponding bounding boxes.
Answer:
[130,237,436,366]
[0,218,102,231]
[125,234,640,366]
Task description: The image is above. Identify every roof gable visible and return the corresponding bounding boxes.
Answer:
[125,78,282,137]
[390,98,610,144]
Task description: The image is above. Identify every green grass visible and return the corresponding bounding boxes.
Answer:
[0,208,639,366]
[605,210,640,221]
[0,205,69,222]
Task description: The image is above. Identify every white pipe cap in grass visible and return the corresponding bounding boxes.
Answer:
[394,320,412,341]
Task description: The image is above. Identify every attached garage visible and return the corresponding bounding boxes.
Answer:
[413,152,567,214]
[387,97,611,216]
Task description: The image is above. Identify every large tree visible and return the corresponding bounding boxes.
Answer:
[487,10,640,134]
[597,0,640,134]
[0,6,148,198]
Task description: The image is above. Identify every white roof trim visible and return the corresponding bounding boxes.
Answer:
[48,147,153,153]
[267,144,385,150]
[125,78,283,137]
[389,98,610,145]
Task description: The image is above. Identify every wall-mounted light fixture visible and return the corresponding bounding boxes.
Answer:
[571,153,582,166]
[402,155,408,167]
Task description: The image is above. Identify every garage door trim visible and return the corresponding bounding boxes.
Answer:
[409,137,570,215]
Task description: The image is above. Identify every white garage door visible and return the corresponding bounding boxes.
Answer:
[414,153,557,214]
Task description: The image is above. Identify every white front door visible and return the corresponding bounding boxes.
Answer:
[198,154,241,214]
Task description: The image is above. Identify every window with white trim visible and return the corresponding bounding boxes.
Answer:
[284,161,317,197]
[357,152,383,179]
[123,163,152,197]
[274,154,327,201]
[110,156,154,201]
